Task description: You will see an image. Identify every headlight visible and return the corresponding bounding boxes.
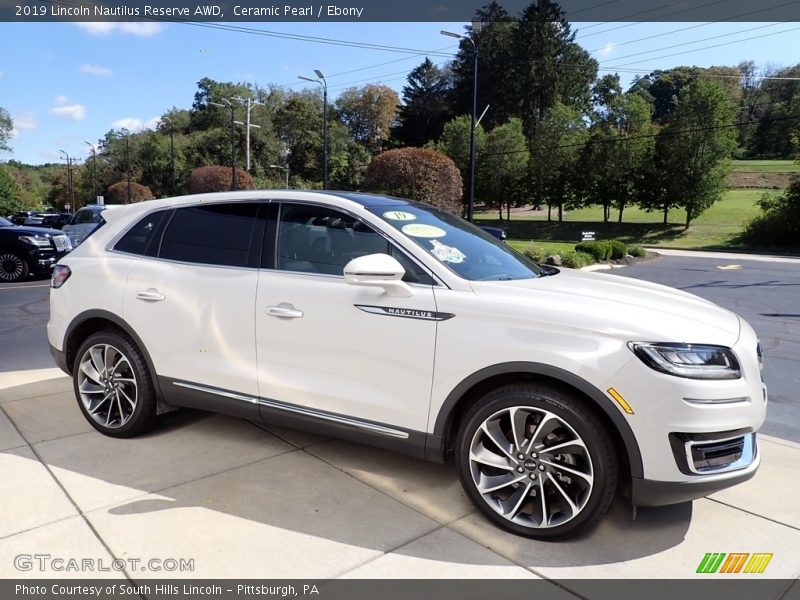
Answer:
[18,235,51,247]
[629,342,741,380]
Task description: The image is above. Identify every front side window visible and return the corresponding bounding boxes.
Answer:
[371,205,543,281]
[159,203,260,268]
[275,203,432,283]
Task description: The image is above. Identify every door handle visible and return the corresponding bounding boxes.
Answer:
[136,290,166,302]
[267,305,303,319]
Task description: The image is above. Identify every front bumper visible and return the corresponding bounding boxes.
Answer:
[632,438,759,506]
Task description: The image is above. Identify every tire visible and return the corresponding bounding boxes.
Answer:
[455,383,618,539]
[0,250,29,283]
[72,329,158,438]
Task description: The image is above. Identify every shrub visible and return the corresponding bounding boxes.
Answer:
[742,183,800,247]
[105,181,154,204]
[574,240,611,261]
[364,147,462,214]
[560,251,595,269]
[189,165,254,194]
[522,245,548,263]
[628,245,646,258]
[609,240,627,259]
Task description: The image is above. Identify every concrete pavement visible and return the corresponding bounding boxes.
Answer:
[1,370,798,589]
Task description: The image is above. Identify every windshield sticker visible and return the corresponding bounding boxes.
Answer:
[383,210,417,221]
[402,223,446,238]
[430,239,466,264]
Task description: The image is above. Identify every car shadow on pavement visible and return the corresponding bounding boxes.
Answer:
[3,380,693,573]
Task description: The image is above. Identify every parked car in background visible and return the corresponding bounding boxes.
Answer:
[10,211,46,226]
[62,205,107,247]
[479,226,507,242]
[40,213,75,230]
[0,216,72,282]
[48,191,765,539]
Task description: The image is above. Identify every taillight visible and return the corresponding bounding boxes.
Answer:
[51,265,71,288]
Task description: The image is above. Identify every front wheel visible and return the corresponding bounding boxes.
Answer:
[455,383,618,539]
[73,329,157,438]
[0,251,29,282]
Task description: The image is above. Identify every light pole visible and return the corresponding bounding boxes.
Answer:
[162,117,176,196]
[210,99,237,190]
[298,70,328,189]
[232,96,264,172]
[122,129,132,203]
[84,141,97,203]
[58,149,73,210]
[268,164,290,189]
[442,22,481,222]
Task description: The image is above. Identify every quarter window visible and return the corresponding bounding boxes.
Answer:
[159,203,260,268]
[114,210,168,256]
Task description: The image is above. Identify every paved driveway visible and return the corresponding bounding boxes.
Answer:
[0,256,799,589]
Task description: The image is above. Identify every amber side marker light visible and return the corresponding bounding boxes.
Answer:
[607,387,634,414]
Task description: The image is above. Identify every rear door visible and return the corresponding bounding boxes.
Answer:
[123,201,265,417]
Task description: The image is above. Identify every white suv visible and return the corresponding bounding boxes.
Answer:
[47,191,766,538]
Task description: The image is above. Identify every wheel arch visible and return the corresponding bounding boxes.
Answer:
[428,362,643,479]
[63,309,163,403]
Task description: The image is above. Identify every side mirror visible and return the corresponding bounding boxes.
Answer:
[343,254,413,298]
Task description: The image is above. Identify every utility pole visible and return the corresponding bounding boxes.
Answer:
[232,96,264,172]
[162,117,176,196]
[58,150,73,210]
[84,141,97,202]
[298,70,328,189]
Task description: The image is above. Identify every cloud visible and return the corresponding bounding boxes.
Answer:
[111,116,160,132]
[80,64,113,77]
[54,95,70,105]
[0,70,4,78]
[50,104,86,121]
[13,112,36,130]
[597,42,618,58]
[75,22,165,37]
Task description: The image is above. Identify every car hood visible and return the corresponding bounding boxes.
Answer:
[3,225,65,237]
[469,267,741,347]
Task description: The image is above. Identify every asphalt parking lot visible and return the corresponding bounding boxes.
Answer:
[0,253,798,590]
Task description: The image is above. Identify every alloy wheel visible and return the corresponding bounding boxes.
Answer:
[0,253,25,282]
[77,344,138,428]
[468,406,594,529]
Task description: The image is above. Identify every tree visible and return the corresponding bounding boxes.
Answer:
[0,108,12,154]
[105,181,155,204]
[529,103,588,222]
[0,166,23,215]
[477,119,528,220]
[188,166,254,193]
[436,115,486,207]
[651,79,737,228]
[744,179,800,246]
[394,59,452,147]
[364,148,462,213]
[336,84,399,153]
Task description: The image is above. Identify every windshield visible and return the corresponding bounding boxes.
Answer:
[0,217,12,227]
[371,204,542,281]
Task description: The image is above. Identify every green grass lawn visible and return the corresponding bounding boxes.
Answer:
[731,160,799,173]
[478,189,782,251]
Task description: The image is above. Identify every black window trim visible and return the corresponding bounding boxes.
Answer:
[267,199,443,288]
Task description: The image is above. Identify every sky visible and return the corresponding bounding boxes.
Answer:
[1,20,799,165]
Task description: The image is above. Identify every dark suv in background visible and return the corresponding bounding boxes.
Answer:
[0,216,72,282]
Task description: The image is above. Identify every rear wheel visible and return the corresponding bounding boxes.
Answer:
[0,251,29,283]
[455,383,618,539]
[73,329,157,437]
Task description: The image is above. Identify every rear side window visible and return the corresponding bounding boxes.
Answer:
[114,210,169,256]
[158,203,260,268]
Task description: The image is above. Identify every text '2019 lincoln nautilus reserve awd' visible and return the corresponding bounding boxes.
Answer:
[47,190,766,538]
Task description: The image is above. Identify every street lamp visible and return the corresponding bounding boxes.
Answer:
[210,99,237,191]
[84,141,97,203]
[161,117,176,196]
[58,149,74,210]
[442,22,481,222]
[268,164,290,189]
[298,70,328,190]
